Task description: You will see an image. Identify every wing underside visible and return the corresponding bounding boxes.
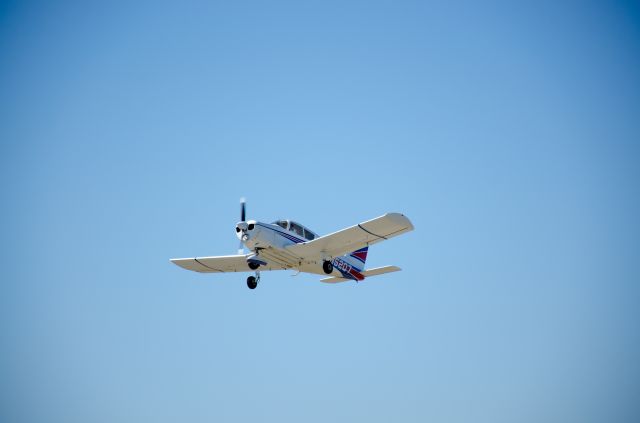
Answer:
[170,254,283,273]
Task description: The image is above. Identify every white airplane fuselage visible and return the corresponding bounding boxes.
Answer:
[236,219,366,281]
[236,221,305,249]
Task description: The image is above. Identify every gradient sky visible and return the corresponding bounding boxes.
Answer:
[1,1,640,422]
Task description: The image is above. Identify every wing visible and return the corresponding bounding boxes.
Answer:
[170,254,283,273]
[285,213,413,261]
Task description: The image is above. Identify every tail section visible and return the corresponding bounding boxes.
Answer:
[325,247,402,283]
[328,247,370,282]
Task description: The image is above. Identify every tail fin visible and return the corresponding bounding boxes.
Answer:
[343,247,368,270]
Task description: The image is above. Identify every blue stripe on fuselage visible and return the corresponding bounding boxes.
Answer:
[256,223,305,244]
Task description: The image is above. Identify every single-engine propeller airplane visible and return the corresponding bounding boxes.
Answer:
[170,199,414,289]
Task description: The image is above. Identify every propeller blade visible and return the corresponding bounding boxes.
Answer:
[238,197,246,254]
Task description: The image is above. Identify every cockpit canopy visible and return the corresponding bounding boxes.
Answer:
[272,220,317,241]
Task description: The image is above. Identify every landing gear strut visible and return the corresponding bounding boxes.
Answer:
[322,260,334,274]
[247,271,260,289]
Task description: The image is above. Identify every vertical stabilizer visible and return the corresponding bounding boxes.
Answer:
[343,247,368,270]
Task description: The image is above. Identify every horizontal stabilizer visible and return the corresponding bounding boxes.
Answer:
[361,265,401,277]
[320,265,401,283]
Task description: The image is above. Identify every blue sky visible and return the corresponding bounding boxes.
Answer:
[1,1,639,422]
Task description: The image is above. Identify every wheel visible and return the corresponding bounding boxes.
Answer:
[322,261,334,274]
[248,262,260,270]
[247,276,257,289]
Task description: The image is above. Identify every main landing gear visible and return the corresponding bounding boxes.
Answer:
[247,271,260,289]
[322,260,334,274]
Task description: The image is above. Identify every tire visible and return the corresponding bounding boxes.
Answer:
[248,262,260,270]
[247,276,257,289]
[322,261,334,274]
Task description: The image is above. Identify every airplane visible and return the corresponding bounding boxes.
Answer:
[170,199,414,289]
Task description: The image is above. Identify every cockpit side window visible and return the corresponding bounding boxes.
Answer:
[304,229,315,240]
[290,222,304,237]
[275,220,288,230]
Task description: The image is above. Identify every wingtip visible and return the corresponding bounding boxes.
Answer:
[384,212,414,231]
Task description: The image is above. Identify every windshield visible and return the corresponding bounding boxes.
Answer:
[273,220,288,230]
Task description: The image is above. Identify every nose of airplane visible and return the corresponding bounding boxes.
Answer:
[237,221,258,240]
[236,222,247,240]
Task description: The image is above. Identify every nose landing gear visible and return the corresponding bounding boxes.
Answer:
[247,271,260,289]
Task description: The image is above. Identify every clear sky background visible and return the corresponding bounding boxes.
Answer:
[1,1,639,422]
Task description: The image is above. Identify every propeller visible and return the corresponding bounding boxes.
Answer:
[238,197,246,254]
